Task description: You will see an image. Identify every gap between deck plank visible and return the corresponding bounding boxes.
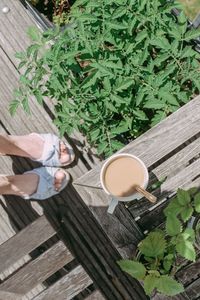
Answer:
[0,215,56,272]
[32,265,92,300]
[0,240,73,295]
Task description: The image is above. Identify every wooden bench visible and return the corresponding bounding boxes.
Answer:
[0,215,95,300]
[74,94,200,299]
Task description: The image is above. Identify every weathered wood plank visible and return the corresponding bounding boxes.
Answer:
[129,154,200,218]
[170,295,190,300]
[0,0,38,66]
[0,194,39,231]
[152,292,189,300]
[184,277,200,299]
[75,95,200,187]
[60,215,127,300]
[85,290,106,300]
[23,285,45,300]
[0,290,22,300]
[0,247,30,283]
[0,197,15,243]
[177,257,200,286]
[75,185,143,257]
[33,265,93,300]
[0,240,74,294]
[57,189,147,300]
[149,136,200,183]
[0,215,56,272]
[0,163,38,282]
[85,290,105,300]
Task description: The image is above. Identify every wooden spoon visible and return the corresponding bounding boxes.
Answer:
[134,185,157,203]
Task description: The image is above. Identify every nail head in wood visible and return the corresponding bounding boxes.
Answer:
[2,6,10,14]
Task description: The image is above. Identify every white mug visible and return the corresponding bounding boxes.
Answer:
[100,153,149,214]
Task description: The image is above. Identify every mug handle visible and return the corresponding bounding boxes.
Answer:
[107,197,118,214]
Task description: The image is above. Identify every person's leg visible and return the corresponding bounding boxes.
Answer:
[0,134,43,158]
[0,170,66,198]
[0,134,70,164]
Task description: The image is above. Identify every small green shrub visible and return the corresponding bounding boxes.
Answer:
[118,188,200,297]
[11,0,200,156]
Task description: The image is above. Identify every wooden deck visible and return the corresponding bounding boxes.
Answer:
[75,94,200,299]
[0,1,147,299]
[1,1,200,300]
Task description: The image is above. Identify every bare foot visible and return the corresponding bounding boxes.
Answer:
[29,134,71,165]
[59,141,71,165]
[7,134,71,165]
[4,169,66,198]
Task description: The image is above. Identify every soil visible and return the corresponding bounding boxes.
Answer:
[28,0,76,24]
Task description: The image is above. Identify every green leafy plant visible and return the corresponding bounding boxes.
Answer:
[11,0,200,156]
[118,188,200,297]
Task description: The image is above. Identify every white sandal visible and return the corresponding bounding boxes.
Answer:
[30,133,75,167]
[23,167,70,200]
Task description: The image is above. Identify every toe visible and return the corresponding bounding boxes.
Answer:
[54,170,66,191]
[60,142,67,152]
[59,142,70,165]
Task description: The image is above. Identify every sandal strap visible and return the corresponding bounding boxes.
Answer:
[23,167,69,200]
[31,133,75,167]
[34,134,60,167]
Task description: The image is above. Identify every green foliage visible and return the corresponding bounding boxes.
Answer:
[27,26,41,42]
[138,231,166,257]
[117,260,146,280]
[166,215,182,236]
[194,193,200,212]
[156,275,184,296]
[143,274,158,295]
[149,176,167,191]
[118,188,200,297]
[11,0,200,156]
[177,189,191,205]
[164,188,198,224]
[176,238,196,261]
[164,188,195,223]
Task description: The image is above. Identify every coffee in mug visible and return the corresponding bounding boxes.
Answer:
[100,153,149,214]
[104,156,145,197]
